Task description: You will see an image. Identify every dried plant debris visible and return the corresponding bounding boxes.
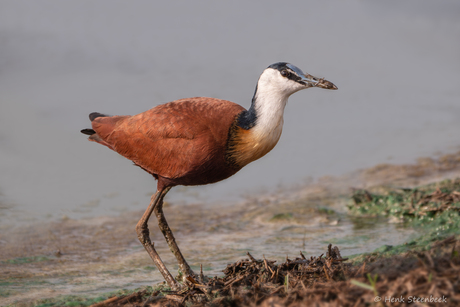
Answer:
[86,240,460,307]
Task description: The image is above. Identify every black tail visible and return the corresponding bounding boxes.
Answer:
[81,129,96,135]
[81,112,110,135]
[89,112,109,121]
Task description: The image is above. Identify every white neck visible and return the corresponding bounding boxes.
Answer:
[251,86,288,140]
[228,68,302,167]
[250,68,295,141]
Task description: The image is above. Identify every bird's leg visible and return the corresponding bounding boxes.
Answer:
[135,189,180,290]
[153,187,196,280]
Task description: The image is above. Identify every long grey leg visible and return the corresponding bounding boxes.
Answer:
[153,188,196,279]
[135,189,180,290]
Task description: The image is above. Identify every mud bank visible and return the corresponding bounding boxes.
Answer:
[2,151,460,306]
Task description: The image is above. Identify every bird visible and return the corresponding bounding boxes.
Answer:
[81,62,337,290]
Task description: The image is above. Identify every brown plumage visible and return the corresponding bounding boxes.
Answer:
[89,98,245,189]
[81,62,337,290]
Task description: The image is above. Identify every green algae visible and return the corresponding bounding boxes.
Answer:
[143,265,156,271]
[316,207,336,215]
[2,256,51,265]
[269,212,293,222]
[347,179,460,263]
[349,179,460,219]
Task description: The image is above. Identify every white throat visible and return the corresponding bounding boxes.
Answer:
[252,85,288,141]
[251,68,301,140]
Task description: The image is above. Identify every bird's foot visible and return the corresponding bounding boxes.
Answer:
[176,264,209,287]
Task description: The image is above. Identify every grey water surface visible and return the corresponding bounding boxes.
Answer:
[1,0,460,226]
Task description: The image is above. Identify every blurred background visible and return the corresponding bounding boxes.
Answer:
[1,0,460,226]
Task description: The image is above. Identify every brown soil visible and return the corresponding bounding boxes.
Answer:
[92,238,460,307]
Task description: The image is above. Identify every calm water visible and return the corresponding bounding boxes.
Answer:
[1,0,460,226]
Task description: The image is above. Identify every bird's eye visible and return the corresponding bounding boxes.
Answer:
[281,70,290,77]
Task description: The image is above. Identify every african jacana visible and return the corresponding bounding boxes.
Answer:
[81,62,337,290]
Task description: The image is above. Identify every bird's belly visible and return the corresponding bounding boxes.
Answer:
[167,161,241,187]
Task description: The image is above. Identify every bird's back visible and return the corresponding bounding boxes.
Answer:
[88,97,246,187]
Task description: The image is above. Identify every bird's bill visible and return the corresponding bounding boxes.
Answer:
[301,73,338,90]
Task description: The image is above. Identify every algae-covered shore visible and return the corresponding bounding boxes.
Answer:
[2,152,460,306]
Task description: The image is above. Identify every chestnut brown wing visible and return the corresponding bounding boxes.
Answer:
[91,97,245,180]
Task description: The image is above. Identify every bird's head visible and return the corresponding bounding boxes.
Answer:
[258,62,337,97]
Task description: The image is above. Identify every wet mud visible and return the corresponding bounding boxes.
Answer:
[89,238,460,307]
[2,151,460,306]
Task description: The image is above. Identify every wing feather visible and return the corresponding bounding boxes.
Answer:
[91,97,245,180]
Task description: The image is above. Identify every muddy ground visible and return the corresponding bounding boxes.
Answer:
[2,152,460,306]
[85,238,460,307]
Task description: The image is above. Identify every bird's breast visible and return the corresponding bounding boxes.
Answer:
[226,120,283,168]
